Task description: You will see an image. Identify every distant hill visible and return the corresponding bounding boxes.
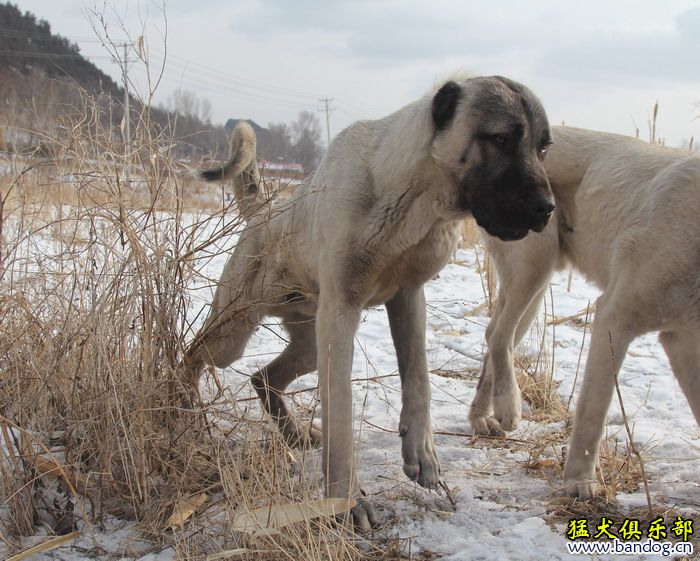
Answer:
[0,2,122,97]
[0,2,230,158]
[0,2,312,164]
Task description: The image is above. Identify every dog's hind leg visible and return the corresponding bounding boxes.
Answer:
[563,287,637,498]
[251,314,320,448]
[387,286,441,489]
[659,328,700,423]
[469,226,557,435]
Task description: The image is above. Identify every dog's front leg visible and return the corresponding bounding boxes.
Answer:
[316,297,376,531]
[386,287,441,489]
[471,228,557,435]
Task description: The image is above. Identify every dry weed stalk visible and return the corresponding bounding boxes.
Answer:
[512,292,568,426]
[0,33,392,561]
[608,333,653,513]
[458,216,479,249]
[471,241,497,317]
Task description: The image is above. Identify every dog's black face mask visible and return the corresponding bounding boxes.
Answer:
[462,148,554,242]
[432,77,555,242]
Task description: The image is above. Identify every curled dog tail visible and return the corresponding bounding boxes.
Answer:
[200,121,262,218]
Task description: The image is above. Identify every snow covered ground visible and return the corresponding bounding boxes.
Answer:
[185,242,700,560]
[11,238,700,560]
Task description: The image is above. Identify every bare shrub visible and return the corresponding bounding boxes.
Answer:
[0,38,402,558]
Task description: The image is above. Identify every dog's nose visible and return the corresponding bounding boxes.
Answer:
[533,200,555,221]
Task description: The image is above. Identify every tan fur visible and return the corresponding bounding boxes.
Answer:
[182,76,552,528]
[199,122,262,217]
[470,125,700,498]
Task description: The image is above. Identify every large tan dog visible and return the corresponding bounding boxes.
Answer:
[470,126,700,498]
[181,76,554,529]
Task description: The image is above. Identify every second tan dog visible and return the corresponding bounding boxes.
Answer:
[470,126,700,498]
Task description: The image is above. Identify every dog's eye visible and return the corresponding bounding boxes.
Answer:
[539,142,551,159]
[492,135,507,146]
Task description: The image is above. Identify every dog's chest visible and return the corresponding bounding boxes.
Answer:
[367,223,459,305]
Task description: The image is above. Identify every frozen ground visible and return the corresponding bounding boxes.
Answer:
[11,242,700,560]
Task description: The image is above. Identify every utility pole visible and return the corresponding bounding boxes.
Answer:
[318,98,335,147]
[119,43,132,183]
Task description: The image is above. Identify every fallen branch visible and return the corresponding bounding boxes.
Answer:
[6,531,81,561]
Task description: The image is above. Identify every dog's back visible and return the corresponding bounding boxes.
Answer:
[546,126,700,293]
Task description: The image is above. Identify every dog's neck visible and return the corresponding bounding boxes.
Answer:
[367,98,461,222]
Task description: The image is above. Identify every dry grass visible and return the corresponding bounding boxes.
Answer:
[515,355,568,425]
[458,216,479,249]
[0,83,402,560]
[523,431,645,494]
[547,496,700,559]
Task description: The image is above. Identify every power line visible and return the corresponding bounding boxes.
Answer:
[157,71,319,110]
[147,48,378,124]
[0,46,370,118]
[0,21,379,122]
[0,27,377,131]
[335,98,371,119]
[149,56,319,109]
[148,46,323,101]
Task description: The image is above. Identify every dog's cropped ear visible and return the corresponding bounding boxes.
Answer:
[432,81,462,132]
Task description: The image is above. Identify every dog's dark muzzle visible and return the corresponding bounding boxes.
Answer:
[473,197,555,242]
[529,199,555,232]
[462,160,555,242]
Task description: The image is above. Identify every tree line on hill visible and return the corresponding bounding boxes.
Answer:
[0,2,324,174]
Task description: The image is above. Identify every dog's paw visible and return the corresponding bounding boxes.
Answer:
[348,496,378,533]
[331,492,378,533]
[469,413,507,437]
[563,455,600,499]
[175,387,205,414]
[282,423,322,449]
[307,424,322,446]
[492,388,522,432]
[399,422,441,489]
[560,476,600,500]
[468,406,507,437]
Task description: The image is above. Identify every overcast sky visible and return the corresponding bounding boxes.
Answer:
[14,0,700,147]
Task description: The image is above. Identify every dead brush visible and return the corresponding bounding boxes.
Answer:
[510,296,569,426]
[514,354,568,425]
[465,237,497,317]
[524,431,645,499]
[496,270,650,510]
[520,307,651,514]
[594,432,646,500]
[161,413,380,561]
[0,91,221,540]
[0,47,405,560]
[547,495,699,556]
[458,216,479,249]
